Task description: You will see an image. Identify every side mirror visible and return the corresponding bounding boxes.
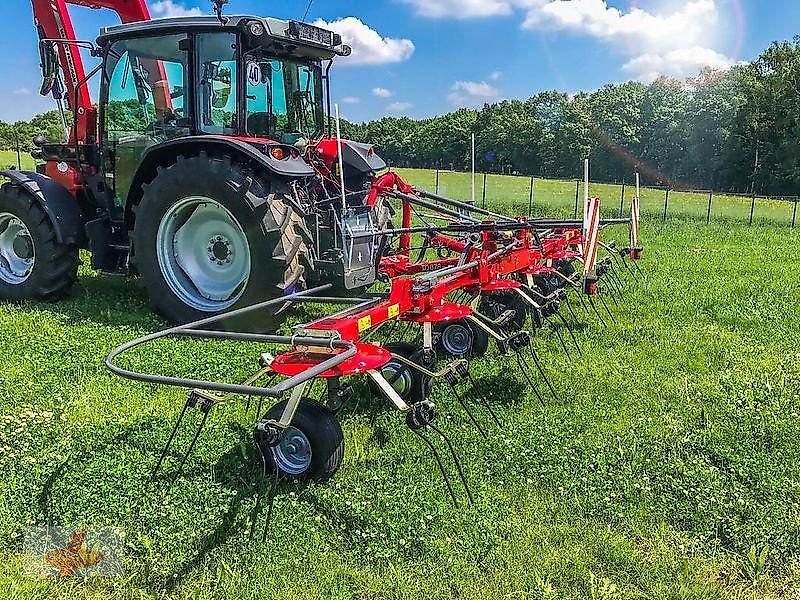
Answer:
[39,41,58,97]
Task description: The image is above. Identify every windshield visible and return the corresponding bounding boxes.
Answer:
[245,58,325,143]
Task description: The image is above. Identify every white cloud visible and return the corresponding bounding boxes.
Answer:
[387,102,413,112]
[313,18,415,66]
[623,47,734,82]
[405,0,734,81]
[12,88,32,96]
[372,87,394,98]
[489,70,503,81]
[150,1,203,17]
[448,81,502,107]
[341,96,361,104]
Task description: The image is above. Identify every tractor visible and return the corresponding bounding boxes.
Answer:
[1,0,387,326]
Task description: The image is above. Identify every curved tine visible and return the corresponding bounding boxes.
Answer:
[516,352,545,407]
[150,399,191,481]
[620,255,637,281]
[612,267,628,299]
[260,468,282,543]
[554,308,582,356]
[466,373,502,428]
[427,423,475,505]
[170,407,211,485]
[543,314,572,359]
[606,269,625,302]
[588,296,607,329]
[602,274,620,306]
[632,258,646,280]
[447,382,488,439]
[254,396,265,423]
[598,291,617,325]
[245,395,253,415]
[411,428,459,508]
[563,294,582,327]
[576,289,591,314]
[529,342,560,402]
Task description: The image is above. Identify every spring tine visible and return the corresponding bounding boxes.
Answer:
[603,274,620,306]
[608,267,626,301]
[170,406,211,485]
[564,294,582,327]
[632,258,646,280]
[260,469,282,543]
[553,309,582,356]
[576,290,590,314]
[411,428,459,508]
[620,255,637,281]
[150,398,191,481]
[543,314,572,359]
[588,296,607,329]
[515,352,545,407]
[529,342,560,402]
[448,382,488,439]
[466,373,502,427]
[598,291,617,324]
[427,423,474,505]
[254,396,264,423]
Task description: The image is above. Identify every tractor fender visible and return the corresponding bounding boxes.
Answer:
[125,136,315,226]
[341,140,387,173]
[0,170,85,245]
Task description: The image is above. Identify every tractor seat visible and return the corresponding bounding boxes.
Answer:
[247,112,277,138]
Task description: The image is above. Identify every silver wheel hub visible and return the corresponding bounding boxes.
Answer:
[272,427,312,475]
[381,361,414,397]
[156,197,251,312]
[0,212,35,285]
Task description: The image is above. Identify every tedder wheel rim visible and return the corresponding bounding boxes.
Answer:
[272,426,313,475]
[0,212,35,285]
[439,322,474,357]
[156,196,251,312]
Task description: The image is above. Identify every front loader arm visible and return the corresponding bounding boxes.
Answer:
[30,0,151,144]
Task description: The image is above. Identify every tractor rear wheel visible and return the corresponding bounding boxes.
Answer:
[133,153,312,327]
[0,183,78,301]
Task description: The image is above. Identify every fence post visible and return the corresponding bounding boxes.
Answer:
[527,176,534,218]
[482,172,487,209]
[435,169,440,195]
[619,182,625,218]
[662,189,670,222]
[749,194,756,226]
[706,191,713,225]
[573,180,580,219]
[15,128,22,170]
[792,196,798,228]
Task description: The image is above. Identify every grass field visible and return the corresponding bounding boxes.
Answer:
[0,150,35,171]
[1,169,800,599]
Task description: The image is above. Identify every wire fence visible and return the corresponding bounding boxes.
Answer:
[395,168,800,228]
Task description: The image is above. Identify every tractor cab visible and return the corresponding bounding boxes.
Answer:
[95,16,349,211]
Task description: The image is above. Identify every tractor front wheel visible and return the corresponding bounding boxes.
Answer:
[0,183,78,301]
[133,153,312,327]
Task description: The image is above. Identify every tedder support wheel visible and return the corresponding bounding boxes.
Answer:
[373,342,431,405]
[0,183,78,301]
[254,399,344,480]
[133,153,313,327]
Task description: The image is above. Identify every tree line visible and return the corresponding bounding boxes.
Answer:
[3,38,799,195]
[342,38,800,196]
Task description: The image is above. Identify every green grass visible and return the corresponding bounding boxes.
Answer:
[2,171,800,599]
[0,149,35,171]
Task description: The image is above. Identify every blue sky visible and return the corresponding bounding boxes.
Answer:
[2,0,799,123]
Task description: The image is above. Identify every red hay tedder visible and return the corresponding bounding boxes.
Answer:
[6,0,645,534]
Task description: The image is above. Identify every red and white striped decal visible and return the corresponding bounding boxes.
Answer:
[582,197,601,278]
[630,193,640,255]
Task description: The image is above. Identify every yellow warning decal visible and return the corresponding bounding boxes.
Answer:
[358,315,372,333]
[388,304,400,319]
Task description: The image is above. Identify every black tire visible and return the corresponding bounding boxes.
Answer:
[434,320,489,359]
[371,342,430,405]
[0,183,78,301]
[132,153,313,327]
[255,399,344,480]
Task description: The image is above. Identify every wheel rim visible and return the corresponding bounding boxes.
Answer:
[380,360,414,398]
[272,427,313,475]
[156,197,251,312]
[0,212,35,285]
[440,322,474,357]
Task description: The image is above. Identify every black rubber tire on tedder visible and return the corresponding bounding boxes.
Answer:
[0,182,78,301]
[132,153,313,327]
[255,399,344,480]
